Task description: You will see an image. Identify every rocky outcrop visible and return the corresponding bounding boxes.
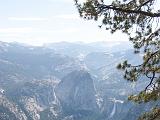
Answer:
[0,94,27,120]
[55,70,98,112]
[8,80,62,120]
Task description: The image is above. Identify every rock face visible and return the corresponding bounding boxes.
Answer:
[0,41,157,120]
[8,80,62,120]
[55,70,98,112]
[0,94,27,120]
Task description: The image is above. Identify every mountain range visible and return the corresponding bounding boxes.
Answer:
[0,41,159,120]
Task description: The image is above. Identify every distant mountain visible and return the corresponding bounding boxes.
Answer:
[0,41,159,120]
[0,41,83,83]
[44,41,133,57]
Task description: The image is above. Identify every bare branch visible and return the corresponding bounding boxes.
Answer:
[145,71,155,91]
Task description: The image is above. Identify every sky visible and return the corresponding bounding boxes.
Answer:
[0,0,133,46]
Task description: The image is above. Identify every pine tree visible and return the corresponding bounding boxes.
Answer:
[74,0,160,119]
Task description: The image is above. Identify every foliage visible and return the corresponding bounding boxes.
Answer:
[138,107,160,120]
[74,0,160,119]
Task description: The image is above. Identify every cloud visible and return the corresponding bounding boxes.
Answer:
[49,0,73,3]
[59,28,78,33]
[0,27,34,33]
[0,26,78,34]
[54,14,80,20]
[63,0,86,3]
[8,17,49,21]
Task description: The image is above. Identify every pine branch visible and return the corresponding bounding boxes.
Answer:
[97,4,160,17]
[136,0,154,11]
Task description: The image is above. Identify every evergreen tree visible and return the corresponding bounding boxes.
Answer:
[74,0,160,119]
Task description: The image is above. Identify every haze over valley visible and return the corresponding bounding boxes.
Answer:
[0,41,158,120]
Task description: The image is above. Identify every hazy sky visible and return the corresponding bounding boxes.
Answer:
[0,0,132,45]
